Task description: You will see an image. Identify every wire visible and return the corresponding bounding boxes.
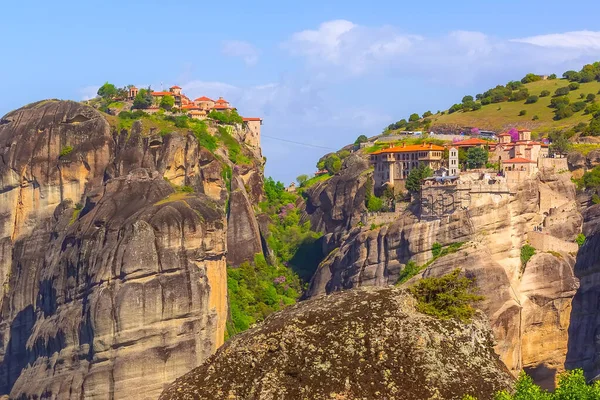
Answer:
[262,134,337,151]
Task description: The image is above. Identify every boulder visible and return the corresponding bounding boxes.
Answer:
[160,287,514,400]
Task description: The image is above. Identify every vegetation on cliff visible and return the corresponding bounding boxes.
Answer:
[226,177,323,338]
[491,369,600,399]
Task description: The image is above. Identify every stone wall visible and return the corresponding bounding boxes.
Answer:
[527,231,579,254]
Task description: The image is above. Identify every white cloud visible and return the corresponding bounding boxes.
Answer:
[284,22,600,85]
[512,31,600,50]
[79,85,100,100]
[221,40,260,66]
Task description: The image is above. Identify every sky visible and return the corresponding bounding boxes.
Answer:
[1,1,600,183]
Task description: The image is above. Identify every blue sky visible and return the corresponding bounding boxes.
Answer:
[2,0,600,183]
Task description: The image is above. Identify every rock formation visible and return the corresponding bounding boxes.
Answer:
[306,166,581,389]
[0,100,264,399]
[160,286,514,400]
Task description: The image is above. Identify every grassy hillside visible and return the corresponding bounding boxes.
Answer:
[429,79,600,133]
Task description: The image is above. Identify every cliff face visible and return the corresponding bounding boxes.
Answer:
[160,286,514,400]
[306,168,581,389]
[0,101,263,399]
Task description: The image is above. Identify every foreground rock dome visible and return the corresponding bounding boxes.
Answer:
[160,287,513,400]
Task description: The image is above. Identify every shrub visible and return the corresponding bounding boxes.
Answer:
[509,89,529,102]
[576,233,586,247]
[366,195,383,212]
[554,87,570,97]
[585,103,600,115]
[448,103,463,113]
[431,242,442,258]
[532,115,539,121]
[572,101,587,113]
[550,96,570,109]
[506,81,522,90]
[494,369,600,399]
[409,269,484,322]
[548,73,557,80]
[409,113,420,122]
[569,82,581,91]
[159,95,175,110]
[59,146,73,157]
[191,121,218,152]
[324,154,342,174]
[587,93,596,102]
[520,245,536,268]
[208,109,244,125]
[422,110,433,118]
[481,97,492,105]
[539,90,551,97]
[521,73,541,84]
[519,109,527,116]
[471,102,482,111]
[525,95,538,104]
[354,134,368,145]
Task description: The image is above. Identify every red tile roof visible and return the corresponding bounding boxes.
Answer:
[170,85,181,89]
[151,91,172,96]
[243,117,262,121]
[215,98,229,104]
[452,138,489,146]
[497,132,511,137]
[195,96,214,102]
[372,143,445,155]
[502,157,536,163]
[213,104,230,110]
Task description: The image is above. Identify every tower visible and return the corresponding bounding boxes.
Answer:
[449,147,459,176]
[518,129,531,141]
[128,86,139,100]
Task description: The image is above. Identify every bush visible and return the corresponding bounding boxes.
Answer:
[159,95,175,110]
[431,242,442,258]
[569,82,581,91]
[471,102,482,111]
[506,81,522,90]
[59,146,73,158]
[576,233,586,247]
[366,196,383,212]
[519,109,527,116]
[354,134,368,145]
[521,73,541,84]
[481,97,492,105]
[525,95,539,104]
[509,89,529,102]
[550,96,570,109]
[532,115,539,121]
[494,369,600,399]
[422,110,433,118]
[554,106,574,120]
[572,101,587,113]
[409,113,420,122]
[520,245,536,268]
[449,103,463,113]
[192,122,217,152]
[324,154,342,174]
[539,90,551,97]
[585,103,600,115]
[587,93,596,102]
[409,269,484,322]
[208,109,244,124]
[554,87,570,97]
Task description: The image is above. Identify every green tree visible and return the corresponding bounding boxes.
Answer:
[409,113,420,122]
[466,147,488,169]
[554,87,570,97]
[540,90,551,97]
[572,101,587,113]
[569,82,581,91]
[159,95,175,110]
[587,93,596,102]
[405,164,433,193]
[550,96,570,109]
[324,154,342,174]
[554,106,574,120]
[525,95,538,104]
[521,73,542,84]
[587,116,600,136]
[549,131,571,156]
[97,82,118,100]
[548,73,557,80]
[521,245,536,268]
[422,110,433,118]
[472,102,482,111]
[132,88,153,109]
[354,134,368,145]
[519,109,527,116]
[462,95,474,103]
[296,174,309,186]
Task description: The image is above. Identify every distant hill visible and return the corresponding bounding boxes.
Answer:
[385,63,600,136]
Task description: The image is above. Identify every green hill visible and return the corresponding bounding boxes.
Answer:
[431,79,600,133]
[384,63,600,137]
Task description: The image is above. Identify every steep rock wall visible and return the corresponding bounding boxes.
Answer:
[0,101,263,399]
[307,170,581,388]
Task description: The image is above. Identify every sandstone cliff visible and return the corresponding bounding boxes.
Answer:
[0,101,264,399]
[306,167,581,389]
[160,286,514,400]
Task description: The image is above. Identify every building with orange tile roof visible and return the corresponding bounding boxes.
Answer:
[451,138,490,148]
[370,143,445,189]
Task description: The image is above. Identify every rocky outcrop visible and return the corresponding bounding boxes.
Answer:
[307,171,581,387]
[0,100,262,399]
[303,154,370,235]
[566,204,600,380]
[160,287,514,400]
